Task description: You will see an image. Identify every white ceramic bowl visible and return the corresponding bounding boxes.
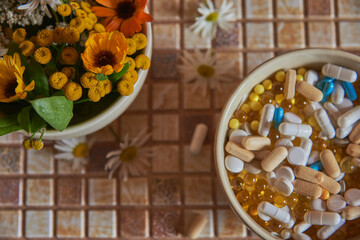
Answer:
[215,49,360,239]
[39,23,152,140]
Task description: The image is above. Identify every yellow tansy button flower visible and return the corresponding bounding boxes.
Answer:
[19,41,35,56]
[94,23,105,33]
[12,28,26,44]
[60,47,79,65]
[80,1,92,13]
[88,13,98,24]
[132,33,147,50]
[75,9,87,18]
[31,139,44,150]
[117,80,134,96]
[70,17,86,33]
[88,87,102,102]
[37,29,54,47]
[53,27,64,44]
[84,17,94,30]
[49,72,69,89]
[70,1,80,10]
[58,4,72,17]
[126,38,136,55]
[125,57,136,71]
[121,70,138,84]
[64,82,82,101]
[134,54,150,70]
[34,47,52,65]
[80,72,98,88]
[62,27,80,45]
[61,67,76,80]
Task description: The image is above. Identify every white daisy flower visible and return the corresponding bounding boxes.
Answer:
[18,0,61,18]
[54,136,95,170]
[178,47,234,96]
[105,128,152,181]
[190,0,236,39]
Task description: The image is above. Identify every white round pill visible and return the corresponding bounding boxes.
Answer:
[345,188,360,206]
[224,155,244,173]
[327,194,347,213]
[287,147,306,166]
[229,129,248,145]
[275,177,294,196]
[276,166,295,182]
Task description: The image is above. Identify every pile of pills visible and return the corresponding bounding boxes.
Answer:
[225,63,360,240]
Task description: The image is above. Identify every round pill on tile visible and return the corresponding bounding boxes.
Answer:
[345,188,360,206]
[225,155,244,173]
[244,160,262,174]
[327,194,347,213]
[276,166,295,182]
[288,147,306,166]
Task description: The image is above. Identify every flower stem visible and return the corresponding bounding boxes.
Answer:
[108,126,120,143]
[51,8,59,23]
[74,98,90,104]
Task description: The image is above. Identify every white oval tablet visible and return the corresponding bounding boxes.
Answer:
[334,172,345,182]
[266,171,276,188]
[275,177,294,196]
[305,69,318,85]
[310,199,327,212]
[244,160,262,174]
[284,112,302,124]
[327,194,347,213]
[225,155,244,173]
[229,129,248,145]
[288,147,306,165]
[276,166,295,182]
[275,139,294,150]
[345,188,360,206]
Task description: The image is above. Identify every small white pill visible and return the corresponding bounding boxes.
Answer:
[224,155,244,173]
[317,218,346,240]
[331,81,345,105]
[257,207,271,221]
[283,212,296,229]
[229,129,248,145]
[276,166,295,182]
[266,171,276,188]
[324,102,341,124]
[335,98,354,113]
[294,221,312,233]
[305,69,318,85]
[315,109,336,139]
[338,105,360,128]
[275,139,294,150]
[284,112,302,124]
[279,122,312,138]
[292,232,312,240]
[244,160,262,174]
[258,103,275,137]
[275,177,294,196]
[304,211,341,225]
[190,123,208,154]
[303,102,324,117]
[327,194,347,213]
[281,229,292,239]
[345,188,360,206]
[340,180,346,193]
[336,124,355,139]
[288,147,307,166]
[243,121,252,135]
[310,199,327,212]
[258,201,291,223]
[353,157,360,167]
[307,151,319,165]
[281,135,296,141]
[322,63,357,83]
[334,172,345,181]
[300,138,312,164]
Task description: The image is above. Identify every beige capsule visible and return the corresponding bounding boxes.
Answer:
[296,81,324,102]
[349,122,360,144]
[320,150,341,179]
[261,146,288,172]
[189,123,208,154]
[293,179,322,199]
[346,143,360,158]
[186,212,208,239]
[294,165,324,184]
[241,136,271,151]
[225,141,255,162]
[341,206,360,220]
[284,69,296,100]
[319,175,341,194]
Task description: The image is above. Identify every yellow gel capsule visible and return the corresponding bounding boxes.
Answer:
[240,104,251,114]
[275,70,286,82]
[290,98,296,105]
[308,116,318,127]
[249,92,260,102]
[297,67,307,75]
[254,84,265,95]
[236,189,250,203]
[263,79,273,90]
[274,193,287,208]
[275,94,285,104]
[296,74,304,82]
[250,120,259,131]
[250,101,262,111]
[229,118,240,129]
[244,173,258,186]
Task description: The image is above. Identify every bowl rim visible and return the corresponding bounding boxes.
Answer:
[214,48,360,240]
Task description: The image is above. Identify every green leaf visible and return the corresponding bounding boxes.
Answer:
[96,73,108,81]
[0,125,22,136]
[45,60,57,76]
[26,59,49,97]
[30,111,46,133]
[0,114,19,127]
[108,62,130,82]
[6,41,27,66]
[17,106,31,133]
[30,96,73,131]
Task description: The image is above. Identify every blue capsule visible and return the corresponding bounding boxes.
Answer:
[309,161,324,171]
[320,81,335,103]
[316,77,334,91]
[273,107,284,130]
[342,81,357,101]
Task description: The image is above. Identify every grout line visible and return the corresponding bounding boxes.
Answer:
[303,0,309,47]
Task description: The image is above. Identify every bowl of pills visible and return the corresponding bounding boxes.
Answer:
[215,49,360,240]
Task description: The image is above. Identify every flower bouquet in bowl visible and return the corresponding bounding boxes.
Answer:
[0,0,153,149]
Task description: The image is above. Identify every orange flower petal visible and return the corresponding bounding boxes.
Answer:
[135,0,147,9]
[120,18,142,37]
[91,6,117,17]
[135,11,153,22]
[95,0,117,8]
[106,19,122,32]
[24,80,35,92]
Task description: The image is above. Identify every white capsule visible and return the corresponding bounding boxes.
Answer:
[292,232,312,240]
[307,151,319,165]
[331,81,345,105]
[258,103,275,137]
[294,221,312,233]
[281,229,292,239]
[288,147,307,166]
[303,102,324,117]
[305,69,318,85]
[327,194,347,213]
[190,123,208,154]
[345,188,360,206]
[334,172,345,181]
[257,208,271,221]
[322,63,357,83]
[243,121,252,135]
[335,98,353,113]
[300,138,312,164]
[304,211,341,225]
[229,129,248,145]
[281,135,296,141]
[224,155,244,173]
[276,166,295,182]
[315,109,336,139]
[336,125,355,139]
[279,122,312,138]
[317,218,346,240]
[257,201,291,223]
[324,102,341,124]
[337,106,360,128]
[310,199,327,212]
[266,171,276,188]
[275,177,294,196]
[284,112,302,124]
[244,160,262,174]
[283,212,296,229]
[275,139,294,150]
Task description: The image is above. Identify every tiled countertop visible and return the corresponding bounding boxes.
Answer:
[1,0,360,239]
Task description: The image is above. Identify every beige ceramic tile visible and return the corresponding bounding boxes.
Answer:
[214,0,242,19]
[214,81,239,109]
[153,0,180,20]
[0,132,23,144]
[57,160,84,174]
[121,210,149,237]
[152,145,179,173]
[183,83,211,109]
[277,22,305,48]
[183,0,202,20]
[26,179,53,206]
[184,176,212,205]
[245,0,272,18]
[246,52,275,73]
[0,146,23,174]
[153,24,181,49]
[184,145,212,172]
[0,179,21,206]
[120,178,148,205]
[88,211,116,238]
[27,147,53,174]
[184,24,212,49]
[0,210,21,237]
[246,23,274,49]
[152,177,181,205]
[338,0,360,17]
[307,0,333,17]
[57,211,84,238]
[88,178,116,206]
[88,119,119,142]
[217,209,247,237]
[152,114,179,141]
[276,0,304,18]
[128,83,149,111]
[120,113,149,139]
[215,52,244,78]
[25,210,52,237]
[339,22,360,47]
[184,210,214,237]
[215,180,229,205]
[308,22,336,48]
[152,83,179,110]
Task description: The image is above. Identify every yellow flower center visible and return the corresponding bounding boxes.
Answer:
[73,143,89,158]
[206,12,219,22]
[116,2,136,19]
[197,64,215,78]
[120,146,137,162]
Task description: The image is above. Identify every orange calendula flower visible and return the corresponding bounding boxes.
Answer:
[81,31,128,75]
[91,0,153,37]
[0,53,35,102]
